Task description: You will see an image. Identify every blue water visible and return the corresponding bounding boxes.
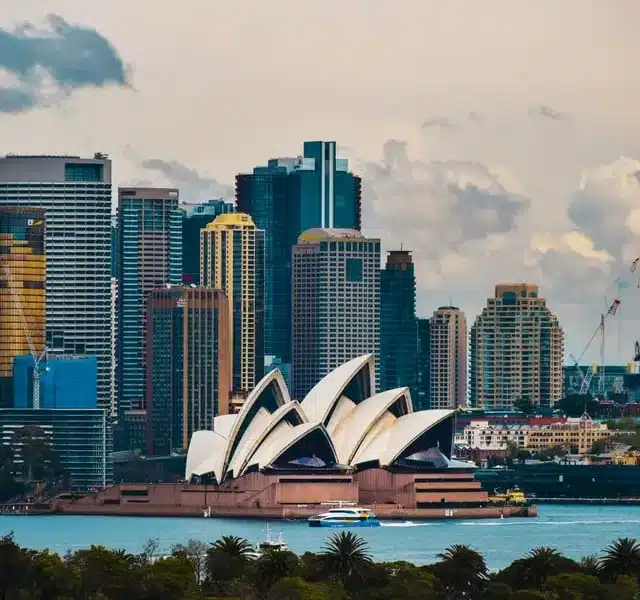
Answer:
[2,505,640,570]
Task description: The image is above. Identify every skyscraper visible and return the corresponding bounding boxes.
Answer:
[470,284,564,409]
[379,250,417,397]
[182,199,234,285]
[117,187,182,418]
[0,208,45,408]
[201,213,265,395]
[429,306,467,409]
[0,155,112,412]
[146,286,230,456]
[292,228,380,400]
[236,142,361,379]
[415,318,431,411]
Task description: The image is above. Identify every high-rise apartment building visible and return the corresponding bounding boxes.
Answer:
[236,142,361,379]
[292,228,380,400]
[0,208,45,408]
[117,187,182,417]
[182,199,234,285]
[380,250,417,397]
[470,284,564,408]
[146,286,230,456]
[429,306,467,409]
[0,155,112,412]
[201,213,264,395]
[415,318,430,411]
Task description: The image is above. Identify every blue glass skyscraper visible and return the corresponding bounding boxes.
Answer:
[236,141,361,379]
[117,188,182,424]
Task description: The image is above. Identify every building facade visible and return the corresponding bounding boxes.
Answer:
[200,213,264,395]
[291,228,380,400]
[429,307,467,409]
[415,318,431,411]
[0,207,45,408]
[0,408,111,490]
[146,286,230,455]
[379,250,417,397]
[236,142,361,380]
[563,365,627,398]
[13,354,97,409]
[117,187,182,418]
[182,199,234,285]
[470,284,564,409]
[0,155,112,412]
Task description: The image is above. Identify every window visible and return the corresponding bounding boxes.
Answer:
[346,258,363,282]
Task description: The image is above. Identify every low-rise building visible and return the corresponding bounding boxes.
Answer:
[526,414,617,455]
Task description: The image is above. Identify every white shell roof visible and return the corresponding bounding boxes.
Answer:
[352,409,454,467]
[184,358,456,482]
[300,354,374,424]
[331,387,412,464]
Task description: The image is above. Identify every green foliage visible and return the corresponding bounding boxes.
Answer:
[1,532,640,600]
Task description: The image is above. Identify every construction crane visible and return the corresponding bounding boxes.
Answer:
[569,257,640,396]
[0,262,47,409]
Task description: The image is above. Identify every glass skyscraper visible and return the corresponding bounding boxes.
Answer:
[236,141,361,378]
[117,187,182,418]
[0,155,113,413]
[379,250,418,399]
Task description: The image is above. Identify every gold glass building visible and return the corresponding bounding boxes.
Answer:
[0,208,45,407]
[200,213,265,397]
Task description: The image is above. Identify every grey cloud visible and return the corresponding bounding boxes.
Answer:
[140,158,235,204]
[360,139,530,261]
[0,14,130,114]
[528,104,568,121]
[421,116,458,131]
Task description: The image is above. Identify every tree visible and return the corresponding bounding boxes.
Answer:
[139,537,161,565]
[267,577,347,600]
[171,538,208,583]
[557,394,598,418]
[515,398,536,415]
[28,549,77,600]
[0,533,31,600]
[320,531,372,592]
[251,550,300,598]
[205,535,254,595]
[599,537,640,581]
[10,424,60,482]
[544,572,601,600]
[497,547,579,590]
[431,544,488,599]
[141,554,198,600]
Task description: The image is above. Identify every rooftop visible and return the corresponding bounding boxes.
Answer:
[298,228,366,243]
[205,213,256,229]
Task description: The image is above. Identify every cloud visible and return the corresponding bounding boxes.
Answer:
[421,116,458,132]
[139,158,235,204]
[360,139,530,286]
[0,14,130,114]
[528,104,568,121]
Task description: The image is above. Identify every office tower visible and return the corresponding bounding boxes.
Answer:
[0,155,112,411]
[470,284,564,409]
[291,228,380,400]
[415,318,430,410]
[0,208,45,408]
[14,355,97,409]
[146,286,230,455]
[236,142,361,379]
[111,215,118,278]
[380,250,417,396]
[429,306,467,409]
[201,213,264,395]
[110,277,117,415]
[182,199,234,284]
[117,187,182,417]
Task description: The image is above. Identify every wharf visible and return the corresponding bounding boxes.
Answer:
[535,497,640,505]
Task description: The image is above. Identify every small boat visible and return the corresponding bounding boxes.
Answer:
[248,524,288,559]
[308,506,380,528]
[488,486,530,506]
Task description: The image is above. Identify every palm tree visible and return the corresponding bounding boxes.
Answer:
[320,531,372,590]
[434,544,488,599]
[206,535,254,593]
[599,537,640,581]
[252,550,300,598]
[520,547,568,589]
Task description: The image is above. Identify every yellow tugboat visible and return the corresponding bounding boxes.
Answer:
[488,486,529,506]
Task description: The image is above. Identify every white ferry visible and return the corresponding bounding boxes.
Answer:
[247,524,288,559]
[308,503,380,528]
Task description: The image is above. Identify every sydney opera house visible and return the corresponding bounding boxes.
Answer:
[58,355,534,519]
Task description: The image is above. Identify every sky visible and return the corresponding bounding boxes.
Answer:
[1,0,639,364]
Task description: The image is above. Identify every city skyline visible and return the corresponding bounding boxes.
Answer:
[0,1,639,366]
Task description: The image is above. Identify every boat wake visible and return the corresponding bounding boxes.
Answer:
[459,519,640,527]
[380,521,430,528]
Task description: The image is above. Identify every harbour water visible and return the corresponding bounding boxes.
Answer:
[1,505,639,570]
